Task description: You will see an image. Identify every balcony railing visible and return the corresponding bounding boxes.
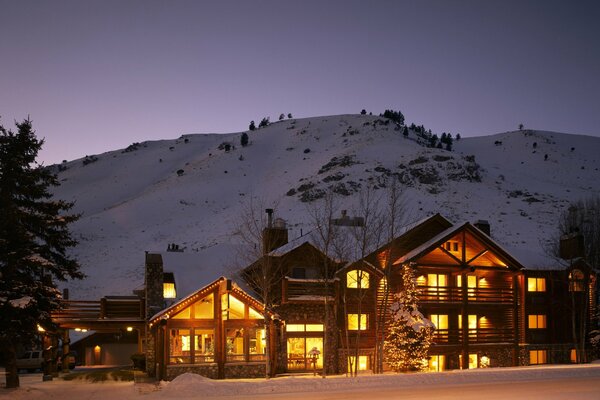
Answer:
[51,296,144,320]
[282,277,335,303]
[432,328,515,344]
[417,286,514,304]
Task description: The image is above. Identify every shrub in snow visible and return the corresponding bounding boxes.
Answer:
[177,169,184,176]
[279,113,285,121]
[241,132,249,147]
[259,117,270,128]
[384,265,434,372]
[287,113,293,118]
[360,109,367,115]
[249,120,256,131]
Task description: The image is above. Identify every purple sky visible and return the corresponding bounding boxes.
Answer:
[1,0,599,165]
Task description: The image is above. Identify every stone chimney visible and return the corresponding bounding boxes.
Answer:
[145,252,164,319]
[262,210,288,253]
[559,231,584,260]
[474,220,491,236]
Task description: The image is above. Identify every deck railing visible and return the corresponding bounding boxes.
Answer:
[51,296,144,320]
[282,277,335,303]
[417,286,514,304]
[432,328,515,344]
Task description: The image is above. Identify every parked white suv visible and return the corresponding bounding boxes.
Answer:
[16,350,44,372]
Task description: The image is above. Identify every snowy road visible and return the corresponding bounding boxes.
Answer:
[2,364,600,400]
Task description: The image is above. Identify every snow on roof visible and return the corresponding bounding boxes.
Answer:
[503,244,568,271]
[157,242,250,301]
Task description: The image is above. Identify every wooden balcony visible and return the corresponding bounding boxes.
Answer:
[432,328,515,344]
[282,277,335,304]
[417,286,514,304]
[51,296,145,330]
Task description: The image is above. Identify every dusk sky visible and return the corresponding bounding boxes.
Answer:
[1,0,599,165]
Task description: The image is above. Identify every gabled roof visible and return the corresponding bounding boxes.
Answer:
[393,221,525,270]
[148,276,269,325]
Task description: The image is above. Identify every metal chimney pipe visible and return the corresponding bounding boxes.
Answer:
[265,208,273,228]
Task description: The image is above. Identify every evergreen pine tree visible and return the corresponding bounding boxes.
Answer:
[240,132,249,147]
[279,113,285,121]
[258,117,270,128]
[287,113,292,119]
[249,121,256,131]
[0,119,83,388]
[402,126,409,138]
[384,265,434,372]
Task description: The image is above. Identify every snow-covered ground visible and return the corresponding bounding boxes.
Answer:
[3,364,600,399]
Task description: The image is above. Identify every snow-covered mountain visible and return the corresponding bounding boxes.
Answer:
[49,114,600,300]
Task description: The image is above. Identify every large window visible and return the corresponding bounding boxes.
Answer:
[347,314,368,330]
[430,314,448,330]
[249,327,266,361]
[221,294,262,320]
[527,277,546,292]
[428,355,445,372]
[169,328,215,364]
[529,350,547,365]
[287,337,323,370]
[173,293,214,319]
[528,314,547,329]
[226,328,245,361]
[348,356,369,371]
[347,270,370,289]
[427,274,447,287]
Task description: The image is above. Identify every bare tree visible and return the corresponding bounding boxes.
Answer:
[306,190,345,377]
[545,196,600,363]
[232,197,283,378]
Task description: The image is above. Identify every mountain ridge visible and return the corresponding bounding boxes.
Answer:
[48,114,600,299]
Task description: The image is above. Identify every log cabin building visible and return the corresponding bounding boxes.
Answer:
[144,213,597,380]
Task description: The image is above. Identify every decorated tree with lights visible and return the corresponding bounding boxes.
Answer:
[384,264,434,372]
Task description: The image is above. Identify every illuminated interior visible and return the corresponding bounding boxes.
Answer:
[430,314,448,330]
[569,269,585,292]
[428,355,445,372]
[173,293,214,319]
[528,314,547,329]
[226,328,245,361]
[348,355,369,371]
[427,273,447,287]
[163,272,176,298]
[527,277,546,292]
[347,313,368,330]
[221,294,246,319]
[287,337,323,369]
[347,269,370,288]
[529,350,547,364]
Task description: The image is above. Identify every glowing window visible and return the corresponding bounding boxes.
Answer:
[169,328,191,364]
[286,323,323,332]
[193,294,214,319]
[569,269,585,292]
[249,306,263,319]
[347,270,370,289]
[527,277,546,292]
[459,353,478,369]
[430,314,448,330]
[428,355,445,372]
[427,274,447,287]
[249,328,266,360]
[529,350,547,365]
[348,355,369,371]
[528,314,547,329]
[194,329,214,363]
[468,315,477,330]
[222,294,245,319]
[226,328,245,361]
[172,306,191,319]
[163,283,176,299]
[348,314,368,330]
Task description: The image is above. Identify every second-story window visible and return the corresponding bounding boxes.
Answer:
[444,241,459,252]
[427,274,447,287]
[430,314,448,330]
[528,314,547,329]
[347,270,370,289]
[347,313,368,330]
[527,277,546,292]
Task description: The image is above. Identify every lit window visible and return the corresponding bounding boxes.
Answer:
[569,269,585,292]
[527,277,546,292]
[570,348,578,363]
[428,355,445,372]
[169,328,191,364]
[427,274,447,287]
[529,350,547,365]
[468,314,477,331]
[193,294,214,319]
[249,328,266,361]
[348,356,369,371]
[285,323,323,332]
[430,314,448,330]
[249,306,263,319]
[226,328,245,361]
[348,314,368,330]
[347,270,370,289]
[221,294,245,319]
[460,353,478,369]
[194,329,215,363]
[528,314,547,329]
[163,272,177,298]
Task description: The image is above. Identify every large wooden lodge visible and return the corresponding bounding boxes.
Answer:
[139,213,597,380]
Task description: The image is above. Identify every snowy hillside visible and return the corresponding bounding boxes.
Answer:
[49,114,600,299]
